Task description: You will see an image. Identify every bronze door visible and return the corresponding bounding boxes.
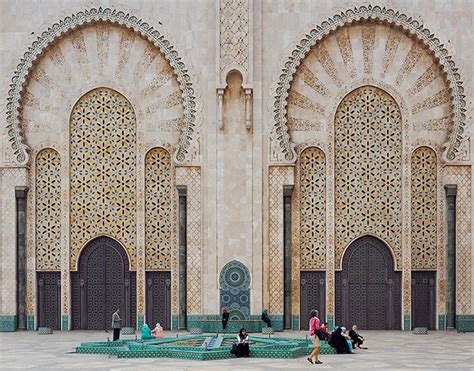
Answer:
[72,237,136,330]
[145,271,171,330]
[300,272,326,330]
[37,272,61,330]
[411,271,436,330]
[336,236,401,330]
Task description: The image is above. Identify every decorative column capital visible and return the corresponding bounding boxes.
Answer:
[444,185,458,197]
[15,186,29,198]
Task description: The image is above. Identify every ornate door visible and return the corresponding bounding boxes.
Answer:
[300,272,326,330]
[72,237,136,330]
[336,236,401,330]
[411,271,436,330]
[145,272,171,330]
[37,272,61,330]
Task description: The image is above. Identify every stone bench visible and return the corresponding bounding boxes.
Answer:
[38,327,53,335]
[261,327,274,335]
[190,327,203,334]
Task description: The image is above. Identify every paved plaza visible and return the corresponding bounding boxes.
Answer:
[0,330,472,370]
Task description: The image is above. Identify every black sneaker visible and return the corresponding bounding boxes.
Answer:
[307,357,314,364]
[315,360,323,364]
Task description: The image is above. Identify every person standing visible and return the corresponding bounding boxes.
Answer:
[222,308,229,330]
[111,309,122,341]
[307,309,323,364]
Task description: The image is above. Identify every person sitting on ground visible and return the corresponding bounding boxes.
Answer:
[349,324,367,349]
[320,322,330,341]
[261,309,272,328]
[342,327,353,352]
[328,327,351,354]
[231,328,250,357]
[141,324,153,340]
[151,323,165,339]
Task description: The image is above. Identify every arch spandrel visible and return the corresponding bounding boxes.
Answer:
[6,7,201,165]
[271,6,466,164]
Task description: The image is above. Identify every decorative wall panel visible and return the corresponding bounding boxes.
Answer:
[36,149,61,270]
[300,147,326,269]
[70,88,136,270]
[145,148,172,270]
[335,86,402,269]
[445,166,472,314]
[411,147,437,269]
[219,260,251,319]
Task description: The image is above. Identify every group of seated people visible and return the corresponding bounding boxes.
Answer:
[324,324,366,354]
[141,322,165,340]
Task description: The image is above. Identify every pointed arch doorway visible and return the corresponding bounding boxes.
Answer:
[72,237,136,330]
[336,236,401,330]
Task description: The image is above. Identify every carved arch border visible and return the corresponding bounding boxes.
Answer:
[6,7,200,165]
[271,5,466,163]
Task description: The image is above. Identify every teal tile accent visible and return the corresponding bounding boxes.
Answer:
[27,315,35,331]
[0,315,17,331]
[137,315,144,330]
[438,314,446,330]
[326,314,334,329]
[291,315,299,330]
[403,314,410,331]
[172,315,179,331]
[456,315,474,332]
[61,315,69,331]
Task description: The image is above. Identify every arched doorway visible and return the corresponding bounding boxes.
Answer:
[72,237,136,330]
[336,236,401,330]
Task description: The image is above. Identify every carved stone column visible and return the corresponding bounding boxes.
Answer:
[15,186,28,330]
[445,185,457,329]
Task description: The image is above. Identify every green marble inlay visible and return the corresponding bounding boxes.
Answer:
[0,315,17,332]
[326,314,334,329]
[438,314,446,330]
[137,315,144,330]
[27,315,35,331]
[172,315,179,331]
[62,315,69,331]
[291,315,300,330]
[456,315,474,332]
[403,314,411,331]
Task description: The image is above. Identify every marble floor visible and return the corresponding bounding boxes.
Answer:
[0,329,473,370]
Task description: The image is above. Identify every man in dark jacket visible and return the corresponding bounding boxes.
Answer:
[111,309,122,341]
[349,324,366,349]
[261,309,272,327]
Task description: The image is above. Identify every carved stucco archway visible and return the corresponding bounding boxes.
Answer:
[270,5,466,163]
[6,7,201,165]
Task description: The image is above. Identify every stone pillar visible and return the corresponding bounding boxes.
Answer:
[445,185,457,329]
[15,186,28,330]
[178,186,187,330]
[283,186,292,329]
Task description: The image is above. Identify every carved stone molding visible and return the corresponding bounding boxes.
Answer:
[6,7,200,165]
[271,5,466,163]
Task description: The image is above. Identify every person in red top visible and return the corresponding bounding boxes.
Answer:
[307,309,323,364]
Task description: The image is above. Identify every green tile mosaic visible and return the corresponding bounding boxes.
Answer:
[456,315,474,332]
[403,314,410,331]
[0,315,16,332]
[291,315,300,330]
[438,314,446,330]
[75,334,336,360]
[172,315,179,331]
[61,315,69,331]
[327,314,334,329]
[27,315,35,331]
[137,315,144,330]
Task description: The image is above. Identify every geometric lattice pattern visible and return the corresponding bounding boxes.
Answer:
[219,260,251,319]
[300,147,326,269]
[411,147,437,269]
[445,166,472,314]
[70,88,136,270]
[145,148,172,270]
[335,86,402,269]
[36,149,61,270]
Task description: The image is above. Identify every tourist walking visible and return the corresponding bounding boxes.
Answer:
[222,308,229,330]
[307,309,323,364]
[111,309,122,341]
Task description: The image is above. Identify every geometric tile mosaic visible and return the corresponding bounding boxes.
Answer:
[335,86,402,269]
[69,88,137,270]
[411,147,437,269]
[36,149,61,270]
[299,147,326,269]
[145,148,172,270]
